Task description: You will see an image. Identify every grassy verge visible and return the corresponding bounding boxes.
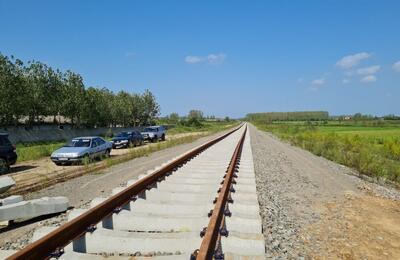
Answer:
[253,122,400,184]
[16,141,65,162]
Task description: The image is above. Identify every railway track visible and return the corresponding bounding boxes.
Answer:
[3,123,265,259]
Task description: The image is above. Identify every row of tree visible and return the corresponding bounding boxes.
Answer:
[158,110,231,128]
[246,111,329,122]
[0,53,160,127]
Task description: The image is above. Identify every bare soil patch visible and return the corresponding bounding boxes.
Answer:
[304,192,400,260]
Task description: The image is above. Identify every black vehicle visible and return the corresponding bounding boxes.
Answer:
[111,131,144,148]
[0,133,17,174]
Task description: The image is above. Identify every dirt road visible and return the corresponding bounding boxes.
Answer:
[250,124,400,259]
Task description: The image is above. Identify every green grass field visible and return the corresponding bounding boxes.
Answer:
[16,141,65,162]
[254,121,400,184]
[319,126,399,136]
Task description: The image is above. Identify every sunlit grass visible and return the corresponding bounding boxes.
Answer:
[16,141,65,162]
[254,122,400,184]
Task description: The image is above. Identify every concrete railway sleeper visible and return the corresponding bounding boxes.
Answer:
[4,123,265,259]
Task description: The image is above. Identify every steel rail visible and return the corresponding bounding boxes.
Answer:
[8,124,243,260]
[195,125,247,260]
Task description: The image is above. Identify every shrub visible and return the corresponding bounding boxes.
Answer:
[254,122,400,185]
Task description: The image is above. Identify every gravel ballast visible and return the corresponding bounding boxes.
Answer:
[249,124,400,259]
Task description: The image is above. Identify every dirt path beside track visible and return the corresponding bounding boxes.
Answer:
[250,124,400,259]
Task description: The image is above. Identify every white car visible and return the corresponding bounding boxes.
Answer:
[50,136,112,165]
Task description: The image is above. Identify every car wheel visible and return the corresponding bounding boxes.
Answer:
[104,149,111,158]
[161,134,166,141]
[0,158,9,174]
[152,137,157,143]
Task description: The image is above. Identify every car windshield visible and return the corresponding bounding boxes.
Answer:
[0,136,11,145]
[65,139,91,147]
[144,127,157,132]
[116,132,129,137]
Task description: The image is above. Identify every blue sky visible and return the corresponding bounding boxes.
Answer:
[1,1,399,118]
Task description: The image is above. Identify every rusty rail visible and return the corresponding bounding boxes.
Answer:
[195,125,247,259]
[8,125,243,260]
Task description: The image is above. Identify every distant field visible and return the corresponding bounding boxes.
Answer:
[254,121,400,185]
[166,121,237,135]
[318,126,400,140]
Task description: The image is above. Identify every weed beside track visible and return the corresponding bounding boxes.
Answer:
[254,122,400,185]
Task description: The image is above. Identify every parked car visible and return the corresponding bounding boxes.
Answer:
[50,136,112,166]
[111,131,144,149]
[141,126,166,142]
[0,133,17,174]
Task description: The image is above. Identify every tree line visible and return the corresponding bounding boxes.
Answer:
[246,111,329,122]
[0,53,160,127]
[160,110,231,128]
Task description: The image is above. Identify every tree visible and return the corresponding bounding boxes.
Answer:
[113,91,134,127]
[0,54,27,125]
[188,110,204,121]
[61,71,85,126]
[81,87,113,127]
[46,68,64,123]
[140,90,160,125]
[24,61,52,123]
[0,53,162,127]
[129,93,143,126]
[169,113,179,124]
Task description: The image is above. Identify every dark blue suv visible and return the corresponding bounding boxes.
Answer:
[0,133,17,174]
[111,131,144,149]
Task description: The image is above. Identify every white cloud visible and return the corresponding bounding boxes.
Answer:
[393,61,400,72]
[311,78,325,85]
[336,52,371,69]
[357,65,380,75]
[185,56,205,64]
[342,79,350,84]
[360,75,377,83]
[185,53,226,65]
[207,53,226,65]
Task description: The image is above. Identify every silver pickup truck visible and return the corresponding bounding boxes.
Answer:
[141,126,166,142]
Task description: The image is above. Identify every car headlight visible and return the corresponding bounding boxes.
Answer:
[121,140,128,143]
[67,153,79,158]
